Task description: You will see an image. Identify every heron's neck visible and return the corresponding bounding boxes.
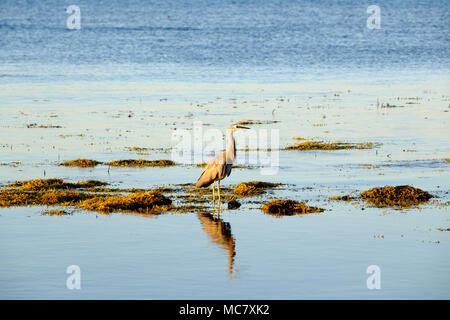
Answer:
[226,129,236,162]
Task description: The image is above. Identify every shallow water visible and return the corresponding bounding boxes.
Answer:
[1,0,449,299]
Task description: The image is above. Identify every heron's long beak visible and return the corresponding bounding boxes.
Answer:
[236,125,250,129]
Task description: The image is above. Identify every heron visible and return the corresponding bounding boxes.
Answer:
[195,124,250,204]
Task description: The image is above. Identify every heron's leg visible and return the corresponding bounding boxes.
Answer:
[218,180,221,203]
[212,181,215,203]
[217,181,221,215]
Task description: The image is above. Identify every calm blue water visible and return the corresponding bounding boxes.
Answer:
[1,0,449,83]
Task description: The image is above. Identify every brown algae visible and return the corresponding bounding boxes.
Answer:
[105,159,176,167]
[285,140,376,151]
[233,181,280,197]
[0,189,90,207]
[360,185,432,207]
[79,191,173,213]
[0,178,173,214]
[60,159,101,167]
[42,209,72,216]
[237,120,279,125]
[126,147,150,152]
[329,195,356,201]
[261,199,324,216]
[8,178,108,191]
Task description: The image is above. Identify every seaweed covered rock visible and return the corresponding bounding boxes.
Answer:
[228,199,241,210]
[261,199,324,216]
[360,185,432,207]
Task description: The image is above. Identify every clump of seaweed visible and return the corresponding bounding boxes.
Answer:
[380,103,405,108]
[40,190,92,205]
[8,178,108,191]
[0,161,21,167]
[27,123,62,128]
[126,147,150,152]
[261,199,324,216]
[60,159,101,167]
[0,178,175,215]
[233,181,280,197]
[285,140,375,151]
[105,159,176,167]
[329,195,355,201]
[437,227,450,232]
[0,189,91,207]
[237,120,279,125]
[360,185,432,207]
[42,209,72,216]
[0,189,41,207]
[444,158,450,162]
[78,191,172,213]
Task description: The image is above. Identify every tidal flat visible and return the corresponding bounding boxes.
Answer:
[0,76,449,299]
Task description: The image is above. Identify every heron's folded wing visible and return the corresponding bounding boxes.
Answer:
[196,151,227,187]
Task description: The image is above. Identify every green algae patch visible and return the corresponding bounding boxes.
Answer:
[360,185,432,207]
[285,140,376,151]
[78,190,173,213]
[233,181,280,197]
[42,209,72,216]
[8,178,108,191]
[261,199,324,216]
[105,159,176,167]
[60,159,101,167]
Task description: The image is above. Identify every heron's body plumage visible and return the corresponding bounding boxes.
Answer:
[195,128,236,188]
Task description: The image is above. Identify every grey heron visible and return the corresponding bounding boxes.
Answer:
[195,124,250,203]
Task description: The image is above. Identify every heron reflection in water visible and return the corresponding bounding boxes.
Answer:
[197,212,236,275]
